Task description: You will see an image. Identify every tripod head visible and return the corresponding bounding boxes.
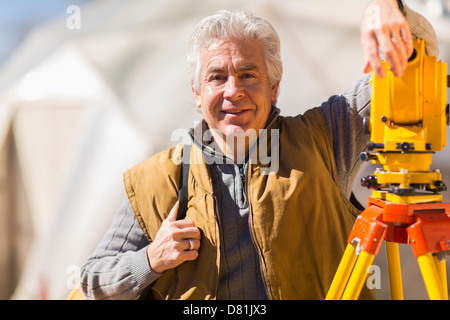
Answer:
[360,38,449,202]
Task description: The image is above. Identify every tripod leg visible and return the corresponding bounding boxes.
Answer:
[434,255,448,300]
[385,241,404,300]
[417,252,446,300]
[326,244,358,300]
[342,250,375,300]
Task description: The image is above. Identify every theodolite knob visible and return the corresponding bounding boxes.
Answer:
[361,175,378,189]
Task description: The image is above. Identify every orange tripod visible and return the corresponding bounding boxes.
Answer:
[326,38,450,300]
[326,195,450,300]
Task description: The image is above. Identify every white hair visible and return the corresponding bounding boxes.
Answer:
[187,10,283,99]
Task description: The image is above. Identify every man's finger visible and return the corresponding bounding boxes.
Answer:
[377,27,403,77]
[166,201,179,222]
[180,249,199,262]
[362,34,385,77]
[400,25,414,58]
[183,238,201,251]
[173,225,201,240]
[391,35,408,72]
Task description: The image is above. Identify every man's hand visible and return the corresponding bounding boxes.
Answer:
[147,201,201,274]
[361,0,414,77]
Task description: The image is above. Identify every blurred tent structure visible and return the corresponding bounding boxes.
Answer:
[0,0,449,300]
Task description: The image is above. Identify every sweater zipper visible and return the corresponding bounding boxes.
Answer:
[243,163,271,300]
[238,164,247,201]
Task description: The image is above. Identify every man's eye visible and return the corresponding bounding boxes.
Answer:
[209,75,226,81]
[241,73,255,79]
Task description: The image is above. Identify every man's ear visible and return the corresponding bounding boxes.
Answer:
[271,81,280,104]
[192,85,201,109]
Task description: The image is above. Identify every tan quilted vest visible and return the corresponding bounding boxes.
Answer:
[123,108,374,300]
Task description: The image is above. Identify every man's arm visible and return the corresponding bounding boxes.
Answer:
[80,197,161,300]
[320,74,372,199]
[321,0,439,199]
[321,0,408,198]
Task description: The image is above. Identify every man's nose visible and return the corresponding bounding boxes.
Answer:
[224,77,245,100]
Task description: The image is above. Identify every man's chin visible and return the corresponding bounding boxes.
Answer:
[224,126,246,137]
[222,123,259,137]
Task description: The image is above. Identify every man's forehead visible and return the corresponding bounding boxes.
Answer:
[206,63,260,74]
[201,39,266,72]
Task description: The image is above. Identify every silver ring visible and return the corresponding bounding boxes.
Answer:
[391,36,403,44]
[188,239,194,251]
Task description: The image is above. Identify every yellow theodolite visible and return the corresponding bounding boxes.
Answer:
[326,38,450,300]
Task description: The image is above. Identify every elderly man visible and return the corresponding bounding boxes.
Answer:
[80,0,438,299]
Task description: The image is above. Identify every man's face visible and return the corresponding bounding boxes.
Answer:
[193,38,279,138]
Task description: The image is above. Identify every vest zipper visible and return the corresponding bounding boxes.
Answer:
[212,194,221,299]
[245,163,272,299]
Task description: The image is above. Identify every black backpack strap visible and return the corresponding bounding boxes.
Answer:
[138,144,191,300]
[350,191,365,211]
[177,144,191,220]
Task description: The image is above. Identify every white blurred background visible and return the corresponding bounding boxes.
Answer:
[0,0,449,300]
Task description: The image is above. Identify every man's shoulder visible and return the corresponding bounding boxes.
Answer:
[278,107,326,131]
[124,144,184,186]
